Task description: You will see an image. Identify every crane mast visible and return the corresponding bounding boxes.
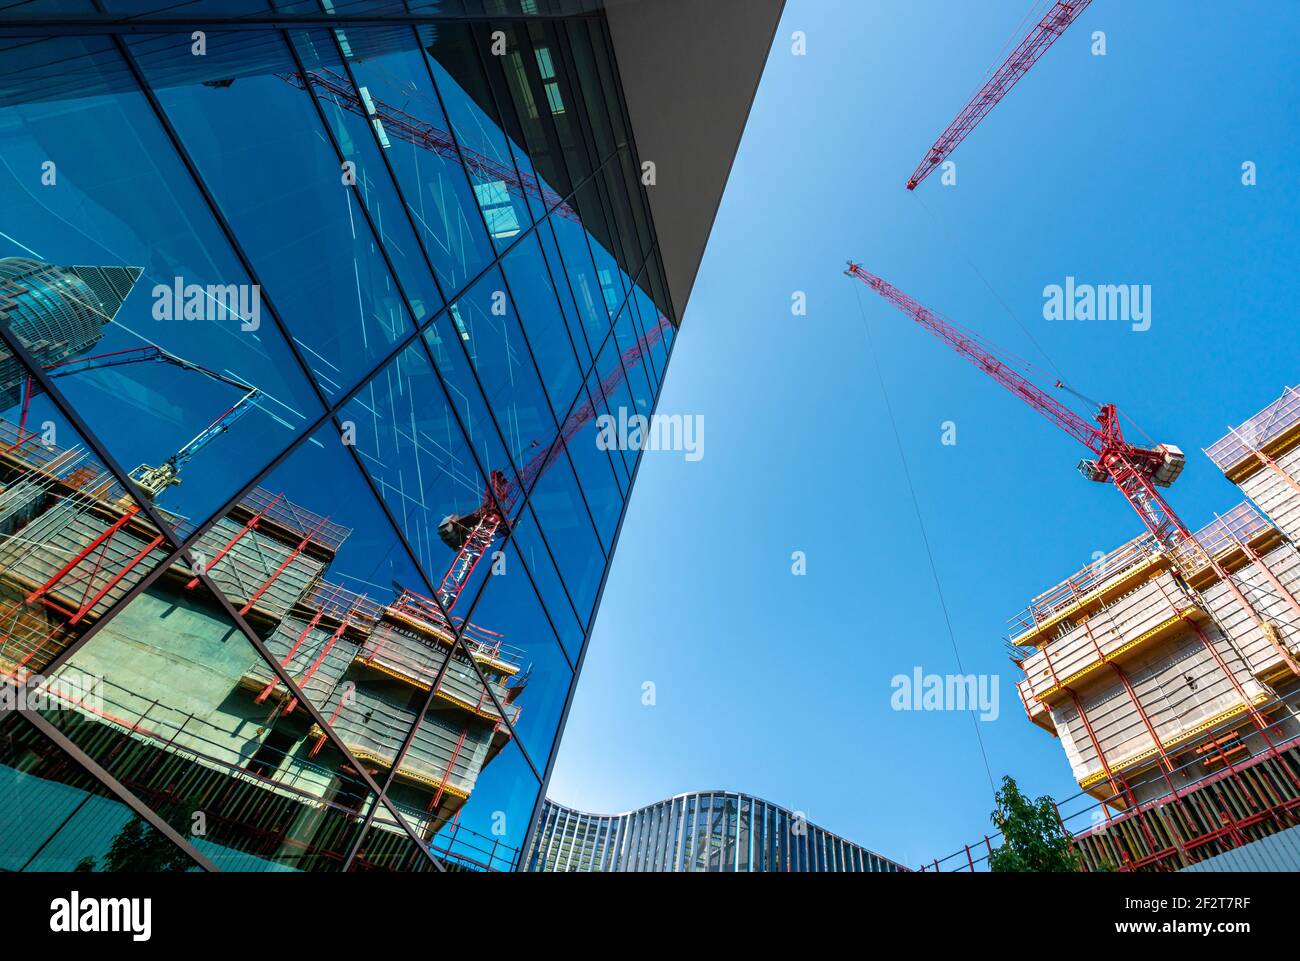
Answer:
[434,314,672,611]
[845,262,1188,547]
[906,0,1093,189]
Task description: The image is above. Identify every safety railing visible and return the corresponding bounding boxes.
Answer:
[1205,385,1300,471]
[1007,532,1163,643]
[1169,501,1272,576]
[922,684,1300,872]
[238,485,351,552]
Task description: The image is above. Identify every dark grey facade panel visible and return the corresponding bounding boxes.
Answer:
[1180,824,1300,873]
[603,0,787,320]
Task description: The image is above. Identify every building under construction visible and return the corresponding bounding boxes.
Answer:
[0,404,526,871]
[0,0,786,874]
[1011,385,1300,871]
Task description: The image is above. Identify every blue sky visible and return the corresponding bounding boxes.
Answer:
[546,0,1300,866]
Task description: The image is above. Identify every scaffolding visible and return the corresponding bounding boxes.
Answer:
[925,691,1300,872]
[1051,622,1271,790]
[1206,385,1300,475]
[987,385,1300,870]
[0,407,532,863]
[1007,532,1165,647]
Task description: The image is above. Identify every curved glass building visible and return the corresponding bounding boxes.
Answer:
[527,793,909,872]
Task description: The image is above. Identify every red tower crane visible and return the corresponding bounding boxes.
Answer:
[847,261,1300,676]
[845,262,1186,544]
[905,0,1094,190]
[434,313,671,611]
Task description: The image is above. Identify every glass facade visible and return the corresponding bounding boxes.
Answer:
[528,794,909,872]
[0,3,675,873]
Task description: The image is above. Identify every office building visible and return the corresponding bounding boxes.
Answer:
[0,0,784,872]
[528,792,908,871]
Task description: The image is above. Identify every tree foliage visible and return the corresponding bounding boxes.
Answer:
[74,813,196,873]
[988,775,1081,873]
[102,816,195,873]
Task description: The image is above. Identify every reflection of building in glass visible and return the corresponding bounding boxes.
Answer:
[1004,386,1300,872]
[0,396,526,870]
[0,0,783,873]
[0,258,141,409]
[528,793,908,872]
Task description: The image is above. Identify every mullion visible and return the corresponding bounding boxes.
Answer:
[13,707,218,871]
[551,18,623,236]
[535,19,626,326]
[27,139,634,698]
[520,18,595,198]
[535,206,633,504]
[321,18,483,323]
[287,24,503,635]
[336,34,666,838]
[580,16,629,163]
[610,287,658,419]
[600,153,651,283]
[572,256,661,510]
[417,43,628,592]
[35,15,639,691]
[533,18,601,187]
[53,20,471,871]
[8,14,677,874]
[401,281,657,735]
[292,24,527,616]
[480,18,575,207]
[591,15,676,324]
[560,18,618,166]
[335,16,598,533]
[288,22,562,865]
[532,213,596,374]
[316,25,576,646]
[622,263,662,388]
[463,16,607,436]
[415,27,569,491]
[431,17,543,233]
[0,323,423,872]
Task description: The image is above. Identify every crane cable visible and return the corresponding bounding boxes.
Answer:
[854,283,998,798]
[912,191,1065,384]
[911,193,1173,458]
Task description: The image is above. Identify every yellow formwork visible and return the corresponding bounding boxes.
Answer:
[1077,694,1270,790]
[1032,608,1196,705]
[1012,558,1168,649]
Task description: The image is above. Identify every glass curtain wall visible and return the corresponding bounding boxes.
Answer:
[0,2,673,873]
[527,794,910,873]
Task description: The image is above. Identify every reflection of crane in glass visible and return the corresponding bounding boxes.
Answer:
[279,68,580,224]
[21,346,262,500]
[434,314,671,611]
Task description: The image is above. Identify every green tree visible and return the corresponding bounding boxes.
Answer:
[988,775,1081,873]
[102,816,195,872]
[78,812,197,873]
